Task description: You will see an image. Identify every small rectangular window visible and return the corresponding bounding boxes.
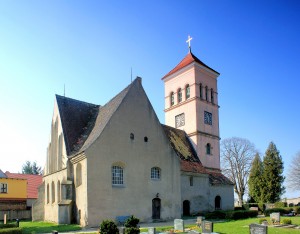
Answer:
[189,176,193,186]
[112,166,124,185]
[175,113,185,128]
[0,183,8,193]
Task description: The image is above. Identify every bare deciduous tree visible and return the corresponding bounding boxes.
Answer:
[287,151,300,191]
[221,137,256,206]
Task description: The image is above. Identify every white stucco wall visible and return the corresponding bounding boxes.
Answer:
[85,80,182,227]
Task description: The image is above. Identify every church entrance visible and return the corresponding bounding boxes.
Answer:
[215,196,221,210]
[152,198,161,219]
[183,200,190,216]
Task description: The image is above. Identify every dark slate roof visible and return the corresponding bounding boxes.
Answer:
[0,169,7,178]
[209,172,234,185]
[56,95,99,155]
[162,125,206,173]
[162,51,219,79]
[78,79,134,154]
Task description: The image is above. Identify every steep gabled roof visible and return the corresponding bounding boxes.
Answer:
[162,51,219,79]
[162,124,206,173]
[0,169,7,178]
[56,95,99,155]
[77,79,135,155]
[5,172,43,199]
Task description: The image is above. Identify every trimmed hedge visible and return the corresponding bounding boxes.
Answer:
[225,210,258,220]
[204,211,226,219]
[0,223,18,229]
[293,206,300,214]
[0,227,22,234]
[264,208,291,216]
[205,210,258,220]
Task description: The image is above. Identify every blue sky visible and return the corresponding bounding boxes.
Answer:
[0,1,299,199]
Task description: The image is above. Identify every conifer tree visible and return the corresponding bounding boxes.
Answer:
[262,142,285,203]
[248,153,264,202]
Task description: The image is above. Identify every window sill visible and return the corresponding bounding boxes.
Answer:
[112,184,125,188]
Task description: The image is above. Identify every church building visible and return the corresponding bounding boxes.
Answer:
[33,43,234,227]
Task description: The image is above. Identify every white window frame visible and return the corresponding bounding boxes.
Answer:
[151,167,161,180]
[112,166,124,186]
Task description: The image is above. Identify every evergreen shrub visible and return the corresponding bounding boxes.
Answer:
[100,220,119,234]
[282,218,292,224]
[0,227,22,234]
[258,218,268,224]
[124,215,140,234]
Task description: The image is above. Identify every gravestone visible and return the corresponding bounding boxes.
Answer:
[148,227,156,234]
[202,220,213,233]
[196,216,204,227]
[3,214,6,224]
[174,219,184,232]
[118,227,125,234]
[270,212,280,224]
[249,223,268,234]
[188,231,200,234]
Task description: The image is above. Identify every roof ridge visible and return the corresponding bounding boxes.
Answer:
[162,51,219,79]
[55,94,99,108]
[73,77,141,156]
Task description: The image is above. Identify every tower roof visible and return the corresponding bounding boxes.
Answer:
[162,51,219,80]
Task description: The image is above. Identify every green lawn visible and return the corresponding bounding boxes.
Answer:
[20,221,81,234]
[7,217,300,234]
[140,216,300,234]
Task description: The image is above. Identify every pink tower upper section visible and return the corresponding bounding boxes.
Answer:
[162,50,221,170]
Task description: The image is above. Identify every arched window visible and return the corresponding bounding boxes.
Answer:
[57,180,61,203]
[177,88,182,103]
[185,85,190,99]
[211,88,214,104]
[46,184,49,204]
[151,167,161,180]
[215,195,221,210]
[112,165,124,185]
[205,86,208,101]
[51,181,55,203]
[76,163,82,187]
[200,83,203,99]
[206,143,211,155]
[170,92,174,106]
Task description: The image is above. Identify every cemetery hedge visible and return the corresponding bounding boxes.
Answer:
[0,227,22,234]
[205,210,258,220]
[264,208,291,216]
[0,223,18,229]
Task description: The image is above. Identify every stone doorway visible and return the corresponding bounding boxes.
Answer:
[183,200,190,216]
[215,195,221,210]
[152,198,161,219]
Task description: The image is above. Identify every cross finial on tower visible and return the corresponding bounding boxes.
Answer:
[186,35,193,52]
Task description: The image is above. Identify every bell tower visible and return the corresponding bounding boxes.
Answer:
[162,37,221,170]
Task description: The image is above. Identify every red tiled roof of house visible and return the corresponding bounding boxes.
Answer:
[5,172,43,199]
[162,51,219,79]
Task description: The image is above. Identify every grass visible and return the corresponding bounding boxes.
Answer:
[140,216,300,234]
[19,221,81,234]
